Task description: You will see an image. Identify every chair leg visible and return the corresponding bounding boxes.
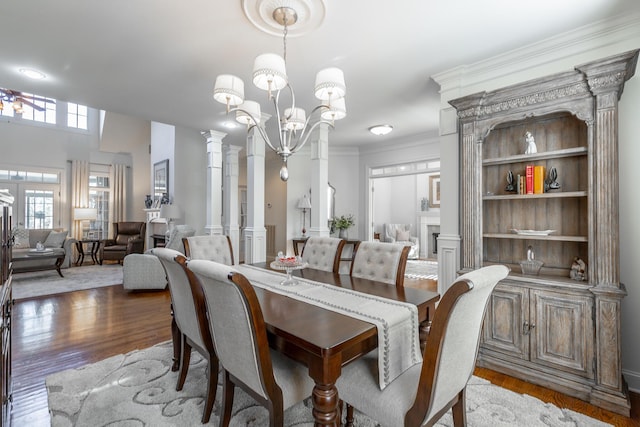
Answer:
[345,402,354,427]
[451,388,467,427]
[171,310,181,372]
[176,337,191,391]
[220,370,235,427]
[201,354,219,424]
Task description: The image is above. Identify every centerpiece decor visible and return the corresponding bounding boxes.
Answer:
[332,214,354,239]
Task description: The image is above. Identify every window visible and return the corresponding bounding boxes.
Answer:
[19,93,56,124]
[24,189,54,229]
[89,174,110,239]
[67,102,88,130]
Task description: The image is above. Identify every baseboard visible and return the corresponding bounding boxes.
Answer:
[623,368,640,393]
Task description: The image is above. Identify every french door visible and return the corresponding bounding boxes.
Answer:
[0,182,61,229]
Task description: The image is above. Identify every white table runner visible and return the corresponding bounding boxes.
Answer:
[236,264,422,389]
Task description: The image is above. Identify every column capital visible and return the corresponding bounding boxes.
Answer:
[223,144,243,156]
[201,130,227,144]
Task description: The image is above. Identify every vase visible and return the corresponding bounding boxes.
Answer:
[338,228,347,239]
[144,195,153,209]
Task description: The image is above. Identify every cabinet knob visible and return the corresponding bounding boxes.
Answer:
[523,321,530,335]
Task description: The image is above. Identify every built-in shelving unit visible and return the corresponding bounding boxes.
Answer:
[0,205,13,426]
[450,49,638,416]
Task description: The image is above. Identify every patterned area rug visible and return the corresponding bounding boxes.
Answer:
[12,264,123,300]
[405,259,438,280]
[46,341,610,426]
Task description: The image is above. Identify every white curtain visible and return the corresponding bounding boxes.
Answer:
[109,163,128,238]
[71,160,90,241]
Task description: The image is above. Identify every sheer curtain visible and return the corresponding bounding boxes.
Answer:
[109,163,128,239]
[71,160,90,241]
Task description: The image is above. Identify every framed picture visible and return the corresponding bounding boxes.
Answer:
[153,159,169,202]
[429,174,440,208]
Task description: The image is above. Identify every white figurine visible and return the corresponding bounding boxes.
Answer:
[570,256,587,281]
[524,131,537,154]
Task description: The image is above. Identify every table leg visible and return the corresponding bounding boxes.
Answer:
[55,256,65,278]
[90,241,99,264]
[75,241,84,266]
[311,383,341,426]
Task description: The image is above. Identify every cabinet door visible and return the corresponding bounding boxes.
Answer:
[530,289,594,379]
[482,284,529,360]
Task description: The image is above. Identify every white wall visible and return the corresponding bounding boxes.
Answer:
[174,126,207,234]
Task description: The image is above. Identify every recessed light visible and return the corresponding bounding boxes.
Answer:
[368,124,393,136]
[222,121,238,129]
[19,68,46,80]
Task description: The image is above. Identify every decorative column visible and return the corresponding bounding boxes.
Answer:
[244,114,269,263]
[308,122,330,237]
[203,130,226,235]
[223,144,243,264]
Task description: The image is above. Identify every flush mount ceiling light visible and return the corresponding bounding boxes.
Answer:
[19,68,46,80]
[369,124,393,136]
[214,1,346,181]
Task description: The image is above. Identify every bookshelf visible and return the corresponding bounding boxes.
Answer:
[450,49,638,416]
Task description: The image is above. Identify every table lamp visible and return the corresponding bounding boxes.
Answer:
[159,204,181,239]
[297,195,311,237]
[73,207,97,239]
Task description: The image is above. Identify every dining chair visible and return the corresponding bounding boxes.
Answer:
[153,247,219,423]
[337,264,509,427]
[300,236,345,274]
[183,234,235,265]
[187,259,315,427]
[350,240,410,287]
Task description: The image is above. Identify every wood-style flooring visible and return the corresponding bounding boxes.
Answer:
[10,276,640,426]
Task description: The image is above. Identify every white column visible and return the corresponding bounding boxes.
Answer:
[308,123,330,237]
[244,114,269,263]
[203,130,226,236]
[223,144,243,264]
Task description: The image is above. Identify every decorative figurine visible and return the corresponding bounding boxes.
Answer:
[505,170,516,192]
[545,166,561,191]
[524,131,537,154]
[144,194,153,209]
[570,256,587,281]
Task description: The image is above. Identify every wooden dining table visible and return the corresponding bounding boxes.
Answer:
[247,262,440,427]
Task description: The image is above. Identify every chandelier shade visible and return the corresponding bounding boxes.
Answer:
[314,67,346,101]
[213,74,245,107]
[321,97,346,121]
[252,53,288,94]
[235,100,261,126]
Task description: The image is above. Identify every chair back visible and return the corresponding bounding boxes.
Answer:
[408,265,509,424]
[384,223,412,243]
[300,236,345,273]
[350,241,410,286]
[164,225,196,254]
[113,222,146,244]
[187,259,279,401]
[183,235,234,265]
[153,247,208,352]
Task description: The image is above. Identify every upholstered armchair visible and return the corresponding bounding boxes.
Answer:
[122,225,195,291]
[101,222,146,264]
[384,223,419,260]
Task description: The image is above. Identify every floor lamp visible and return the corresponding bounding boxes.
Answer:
[297,195,311,237]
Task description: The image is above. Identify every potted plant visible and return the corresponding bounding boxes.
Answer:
[332,214,355,239]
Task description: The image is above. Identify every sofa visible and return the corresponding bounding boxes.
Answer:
[384,223,419,260]
[11,228,77,273]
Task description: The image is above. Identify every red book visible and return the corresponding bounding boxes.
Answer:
[526,165,534,194]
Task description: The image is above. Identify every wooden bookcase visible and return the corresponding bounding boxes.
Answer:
[450,49,638,416]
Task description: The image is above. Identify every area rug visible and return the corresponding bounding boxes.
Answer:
[405,259,438,280]
[12,264,123,300]
[46,341,610,426]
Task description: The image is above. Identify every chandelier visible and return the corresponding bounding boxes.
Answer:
[213,5,346,181]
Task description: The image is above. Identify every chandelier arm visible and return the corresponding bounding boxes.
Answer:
[291,104,332,149]
[271,88,288,151]
[228,106,279,153]
[290,118,335,154]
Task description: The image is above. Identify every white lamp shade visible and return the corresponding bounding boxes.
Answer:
[314,67,346,101]
[321,97,347,121]
[213,74,245,106]
[73,207,97,220]
[252,53,288,92]
[235,100,261,126]
[297,195,312,209]
[159,204,181,220]
[284,107,306,130]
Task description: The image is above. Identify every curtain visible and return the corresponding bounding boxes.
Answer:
[71,160,90,241]
[109,163,127,238]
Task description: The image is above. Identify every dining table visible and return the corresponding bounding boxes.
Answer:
[241,262,440,427]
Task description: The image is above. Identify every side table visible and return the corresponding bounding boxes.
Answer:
[75,239,102,266]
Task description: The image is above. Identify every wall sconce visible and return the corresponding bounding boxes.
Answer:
[297,194,312,237]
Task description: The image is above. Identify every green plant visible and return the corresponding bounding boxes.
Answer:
[332,214,355,230]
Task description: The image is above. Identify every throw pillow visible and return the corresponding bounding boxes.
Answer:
[43,230,68,248]
[396,229,411,241]
[12,228,30,249]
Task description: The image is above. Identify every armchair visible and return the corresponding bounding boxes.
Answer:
[384,223,419,259]
[101,222,146,264]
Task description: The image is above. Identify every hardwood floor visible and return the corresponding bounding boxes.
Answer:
[10,278,640,426]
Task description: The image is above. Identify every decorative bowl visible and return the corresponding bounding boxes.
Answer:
[519,259,544,276]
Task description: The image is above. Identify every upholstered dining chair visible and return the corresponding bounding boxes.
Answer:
[187,259,316,427]
[300,236,345,274]
[350,240,411,287]
[154,247,219,424]
[183,234,234,265]
[101,221,146,263]
[337,264,509,427]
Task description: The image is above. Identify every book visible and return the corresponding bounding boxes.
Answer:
[525,165,534,194]
[534,165,545,194]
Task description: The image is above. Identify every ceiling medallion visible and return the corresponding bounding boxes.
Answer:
[242,0,326,37]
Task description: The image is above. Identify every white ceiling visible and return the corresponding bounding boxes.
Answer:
[1,0,638,149]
